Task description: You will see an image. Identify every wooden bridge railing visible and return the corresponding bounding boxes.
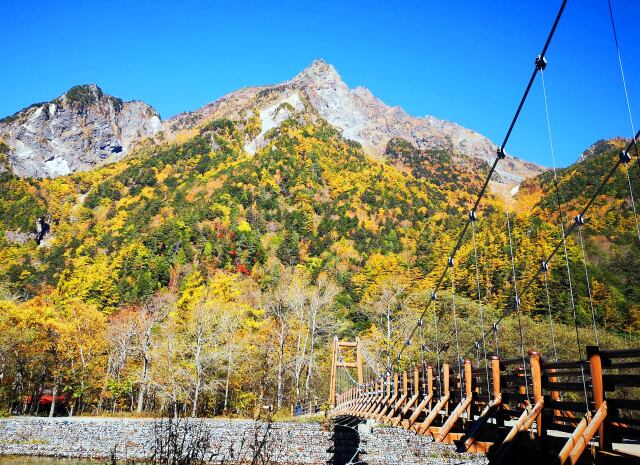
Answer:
[332,345,640,464]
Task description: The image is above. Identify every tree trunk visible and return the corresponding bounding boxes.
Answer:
[136,355,149,414]
[49,382,58,418]
[223,349,233,413]
[192,335,203,417]
[276,318,286,410]
[304,308,318,400]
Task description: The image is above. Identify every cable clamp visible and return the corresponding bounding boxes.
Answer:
[417,318,423,327]
[574,214,585,226]
[497,147,506,160]
[541,260,549,272]
[515,296,521,307]
[474,341,480,349]
[492,322,499,332]
[469,210,477,222]
[406,338,412,346]
[431,291,437,301]
[447,257,455,267]
[535,55,547,71]
[620,150,631,164]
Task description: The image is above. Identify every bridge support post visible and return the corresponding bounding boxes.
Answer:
[491,356,503,428]
[427,365,434,409]
[529,350,544,438]
[464,359,473,420]
[329,337,338,407]
[356,338,364,385]
[587,345,610,452]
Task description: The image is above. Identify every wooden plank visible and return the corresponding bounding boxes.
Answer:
[543,360,588,369]
[567,402,608,465]
[431,430,493,453]
[556,414,589,465]
[600,348,640,359]
[603,374,640,388]
[459,394,502,452]
[435,396,473,442]
[493,398,544,464]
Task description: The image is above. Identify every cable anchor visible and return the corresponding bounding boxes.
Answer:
[620,150,631,164]
[535,55,547,71]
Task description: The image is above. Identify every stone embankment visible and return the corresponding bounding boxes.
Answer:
[0,417,486,465]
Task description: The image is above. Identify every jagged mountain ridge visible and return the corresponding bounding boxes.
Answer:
[0,60,544,184]
[166,59,545,185]
[0,84,162,178]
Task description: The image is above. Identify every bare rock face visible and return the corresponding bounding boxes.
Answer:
[166,59,544,185]
[0,84,162,178]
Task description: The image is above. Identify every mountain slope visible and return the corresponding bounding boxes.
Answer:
[0,84,162,178]
[167,59,545,185]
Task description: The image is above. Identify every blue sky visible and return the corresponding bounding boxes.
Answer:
[1,0,638,167]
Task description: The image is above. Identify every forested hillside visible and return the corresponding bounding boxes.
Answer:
[0,108,637,417]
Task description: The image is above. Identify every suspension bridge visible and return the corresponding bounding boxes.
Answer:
[327,1,640,463]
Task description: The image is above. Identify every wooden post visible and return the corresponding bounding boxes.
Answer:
[427,365,434,408]
[491,356,503,427]
[356,338,364,385]
[464,359,473,419]
[403,370,408,398]
[587,345,609,451]
[491,356,501,399]
[443,363,450,414]
[413,366,420,396]
[529,350,543,437]
[329,336,338,407]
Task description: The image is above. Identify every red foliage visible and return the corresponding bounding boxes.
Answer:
[236,263,250,275]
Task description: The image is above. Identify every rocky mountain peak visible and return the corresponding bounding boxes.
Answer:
[0,85,162,178]
[292,59,343,86]
[165,59,545,186]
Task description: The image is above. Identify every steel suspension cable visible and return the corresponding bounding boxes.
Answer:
[418,317,426,372]
[504,195,531,404]
[464,132,639,360]
[624,167,640,242]
[361,347,380,379]
[542,269,559,361]
[607,0,640,240]
[449,261,464,400]
[393,0,569,368]
[471,219,492,399]
[434,299,443,397]
[493,322,500,357]
[338,345,361,388]
[607,0,638,158]
[540,69,590,397]
[577,223,600,345]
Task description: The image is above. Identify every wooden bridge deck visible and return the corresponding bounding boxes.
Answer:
[331,345,640,464]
